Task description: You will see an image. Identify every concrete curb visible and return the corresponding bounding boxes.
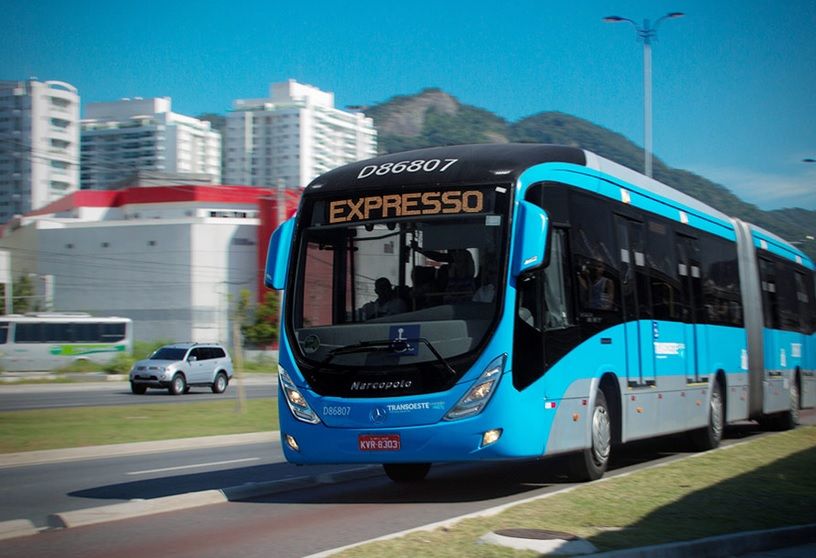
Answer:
[15,464,383,536]
[0,519,38,541]
[48,490,228,529]
[590,523,816,558]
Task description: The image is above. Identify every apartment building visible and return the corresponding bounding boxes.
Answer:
[81,97,221,190]
[224,80,377,188]
[0,79,80,223]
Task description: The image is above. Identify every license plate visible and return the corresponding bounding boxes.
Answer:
[358,434,401,451]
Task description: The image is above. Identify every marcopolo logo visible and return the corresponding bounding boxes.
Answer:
[350,379,413,392]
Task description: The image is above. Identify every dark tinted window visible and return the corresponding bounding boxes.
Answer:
[759,258,779,329]
[15,323,42,342]
[210,347,226,359]
[759,254,814,334]
[570,194,620,326]
[101,323,127,342]
[645,219,681,320]
[151,348,187,361]
[0,322,7,344]
[775,262,800,331]
[802,270,816,334]
[698,235,742,326]
[793,272,811,333]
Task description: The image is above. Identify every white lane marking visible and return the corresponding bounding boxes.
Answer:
[127,457,260,475]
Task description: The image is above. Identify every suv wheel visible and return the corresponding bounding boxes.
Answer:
[169,373,187,396]
[211,372,228,394]
[130,382,147,395]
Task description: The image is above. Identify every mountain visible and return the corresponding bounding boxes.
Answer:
[363,89,815,262]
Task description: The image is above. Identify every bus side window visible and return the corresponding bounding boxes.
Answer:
[645,219,681,321]
[569,193,621,332]
[759,258,779,329]
[0,322,8,344]
[793,271,810,332]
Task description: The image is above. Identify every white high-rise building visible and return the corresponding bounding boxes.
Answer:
[81,97,221,190]
[0,79,80,224]
[224,80,377,188]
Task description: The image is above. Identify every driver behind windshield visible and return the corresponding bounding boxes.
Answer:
[358,277,406,320]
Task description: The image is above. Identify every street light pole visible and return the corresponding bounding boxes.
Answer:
[603,12,685,178]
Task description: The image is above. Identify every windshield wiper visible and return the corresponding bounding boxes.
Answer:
[320,338,457,377]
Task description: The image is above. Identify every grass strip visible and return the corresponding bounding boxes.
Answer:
[334,427,816,557]
[0,399,279,453]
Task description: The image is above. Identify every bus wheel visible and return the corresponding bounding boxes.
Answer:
[130,382,147,395]
[568,390,611,482]
[383,463,431,483]
[690,381,724,450]
[169,373,187,396]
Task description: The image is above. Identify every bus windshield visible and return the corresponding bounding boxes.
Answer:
[290,186,510,379]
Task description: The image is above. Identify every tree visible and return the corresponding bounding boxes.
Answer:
[241,290,280,347]
[0,274,39,314]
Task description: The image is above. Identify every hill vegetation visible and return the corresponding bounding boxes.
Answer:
[364,89,815,261]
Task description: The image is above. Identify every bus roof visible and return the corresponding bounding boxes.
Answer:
[305,143,586,193]
[303,143,810,266]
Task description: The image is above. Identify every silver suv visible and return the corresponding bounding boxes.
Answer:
[129,343,234,395]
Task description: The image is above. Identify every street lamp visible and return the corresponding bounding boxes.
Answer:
[603,12,685,178]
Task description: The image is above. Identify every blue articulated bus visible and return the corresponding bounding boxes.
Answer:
[265,144,815,482]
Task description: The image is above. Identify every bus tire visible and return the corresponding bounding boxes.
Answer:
[130,382,147,395]
[383,463,431,483]
[568,390,611,482]
[211,372,228,394]
[169,373,187,396]
[689,380,724,451]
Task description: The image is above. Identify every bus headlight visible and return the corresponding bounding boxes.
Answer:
[279,366,321,424]
[445,354,505,421]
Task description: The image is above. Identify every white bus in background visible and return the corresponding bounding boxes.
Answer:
[0,313,133,372]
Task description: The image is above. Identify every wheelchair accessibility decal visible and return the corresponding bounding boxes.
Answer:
[389,325,420,356]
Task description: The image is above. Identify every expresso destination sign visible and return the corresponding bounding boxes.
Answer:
[328,190,485,224]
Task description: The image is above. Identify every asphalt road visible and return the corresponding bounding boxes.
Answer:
[0,376,278,411]
[2,415,812,558]
[0,437,353,529]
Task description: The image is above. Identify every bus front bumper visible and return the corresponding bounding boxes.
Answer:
[278,407,552,465]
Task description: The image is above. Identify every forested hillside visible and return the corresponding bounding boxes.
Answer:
[364,89,815,261]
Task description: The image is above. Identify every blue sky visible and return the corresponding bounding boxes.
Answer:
[3,0,815,210]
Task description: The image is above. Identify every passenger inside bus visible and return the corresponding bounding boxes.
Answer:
[359,277,407,320]
[578,260,616,311]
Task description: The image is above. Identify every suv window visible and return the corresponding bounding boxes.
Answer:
[152,348,187,360]
[210,347,226,359]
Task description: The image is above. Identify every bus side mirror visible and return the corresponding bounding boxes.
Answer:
[511,201,549,278]
[265,217,296,290]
